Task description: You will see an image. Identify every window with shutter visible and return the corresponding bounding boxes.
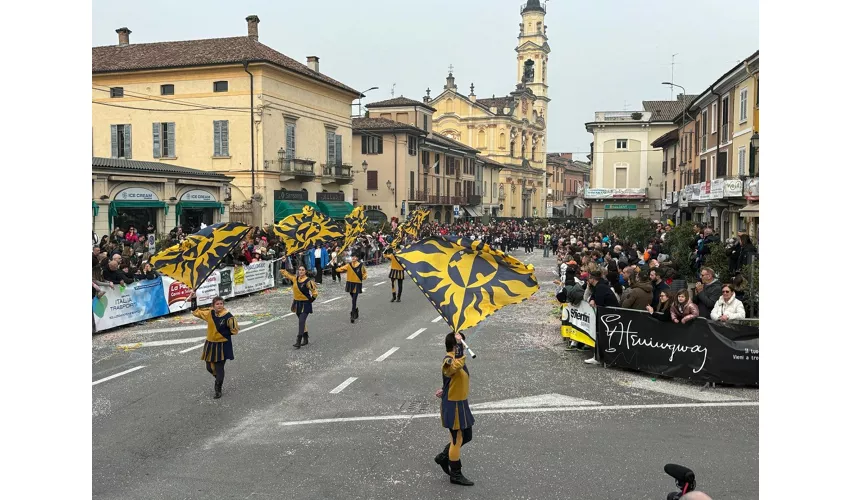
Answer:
[367,170,378,190]
[326,131,336,165]
[335,135,342,166]
[166,122,175,157]
[152,123,161,158]
[111,125,119,158]
[123,124,132,159]
[286,123,296,159]
[408,135,417,156]
[361,136,367,154]
[213,120,229,157]
[377,136,383,154]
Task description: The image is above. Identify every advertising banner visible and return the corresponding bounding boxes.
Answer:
[561,300,596,347]
[595,307,759,386]
[233,261,275,295]
[92,278,170,331]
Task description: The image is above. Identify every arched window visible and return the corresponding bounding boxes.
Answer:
[446,98,454,113]
[478,129,486,148]
[499,133,506,149]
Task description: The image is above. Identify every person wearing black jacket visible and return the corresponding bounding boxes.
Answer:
[103,260,134,285]
[737,233,757,271]
[587,270,619,308]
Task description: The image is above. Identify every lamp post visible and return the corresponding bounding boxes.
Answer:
[358,87,379,118]
[361,160,368,173]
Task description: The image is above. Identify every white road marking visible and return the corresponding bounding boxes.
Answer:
[118,337,205,349]
[179,344,205,354]
[373,281,387,286]
[130,321,254,334]
[282,312,294,318]
[431,316,443,323]
[277,401,759,427]
[406,328,427,340]
[375,347,400,362]
[470,393,600,409]
[329,377,358,394]
[322,297,342,304]
[622,377,749,402]
[92,366,146,386]
[240,317,281,333]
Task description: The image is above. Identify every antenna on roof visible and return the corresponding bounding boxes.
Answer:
[391,83,396,98]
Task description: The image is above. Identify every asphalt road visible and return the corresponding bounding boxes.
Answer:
[92,249,759,500]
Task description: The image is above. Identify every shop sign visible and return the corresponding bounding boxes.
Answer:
[116,187,158,201]
[180,189,216,202]
[723,178,743,198]
[604,204,637,210]
[584,187,647,199]
[316,191,345,202]
[274,189,307,201]
[744,177,759,200]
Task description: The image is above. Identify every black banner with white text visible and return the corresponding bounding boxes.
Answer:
[596,307,759,386]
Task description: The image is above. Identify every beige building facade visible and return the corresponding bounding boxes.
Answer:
[424,0,550,218]
[92,15,362,228]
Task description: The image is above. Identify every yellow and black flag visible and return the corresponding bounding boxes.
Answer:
[339,205,367,253]
[395,235,539,332]
[273,205,344,256]
[391,208,430,249]
[151,222,251,289]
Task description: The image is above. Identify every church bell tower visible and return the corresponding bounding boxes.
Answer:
[516,0,551,118]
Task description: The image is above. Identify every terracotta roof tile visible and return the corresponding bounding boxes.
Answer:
[352,117,424,133]
[92,157,232,179]
[92,37,360,96]
[642,95,699,122]
[365,97,436,112]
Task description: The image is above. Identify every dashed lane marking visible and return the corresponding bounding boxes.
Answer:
[329,377,358,394]
[92,366,146,386]
[406,328,427,340]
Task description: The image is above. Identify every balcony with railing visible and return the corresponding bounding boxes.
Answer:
[467,194,482,206]
[321,163,353,184]
[280,157,317,180]
[410,189,429,202]
[721,123,730,144]
[428,195,451,205]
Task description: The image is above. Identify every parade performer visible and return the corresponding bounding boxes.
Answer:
[383,247,405,303]
[189,293,239,399]
[434,332,475,486]
[335,252,367,323]
[280,265,318,349]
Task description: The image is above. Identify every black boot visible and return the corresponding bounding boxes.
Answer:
[350,311,355,323]
[434,444,450,475]
[214,381,222,399]
[355,308,360,319]
[302,332,309,345]
[396,293,401,303]
[449,460,473,486]
[391,292,396,302]
[293,335,302,349]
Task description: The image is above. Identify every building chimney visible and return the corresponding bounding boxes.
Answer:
[559,152,573,160]
[246,15,260,41]
[469,83,476,102]
[116,27,131,46]
[307,56,320,73]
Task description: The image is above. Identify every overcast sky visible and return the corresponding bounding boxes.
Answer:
[92,0,759,156]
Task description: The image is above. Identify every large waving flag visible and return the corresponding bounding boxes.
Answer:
[273,205,344,256]
[396,235,539,332]
[339,206,367,253]
[391,208,430,249]
[151,222,251,290]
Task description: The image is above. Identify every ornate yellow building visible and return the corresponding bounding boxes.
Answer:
[425,0,550,218]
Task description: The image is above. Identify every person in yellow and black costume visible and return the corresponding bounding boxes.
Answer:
[280,264,318,349]
[335,252,367,323]
[434,332,475,486]
[189,293,239,399]
[383,248,405,303]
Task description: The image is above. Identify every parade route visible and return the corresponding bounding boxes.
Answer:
[92,251,758,499]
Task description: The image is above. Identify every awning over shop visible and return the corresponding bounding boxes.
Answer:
[316,200,354,219]
[176,201,225,218]
[274,200,320,222]
[663,207,677,216]
[693,207,706,215]
[463,207,483,217]
[92,200,99,217]
[109,200,168,218]
[739,203,760,217]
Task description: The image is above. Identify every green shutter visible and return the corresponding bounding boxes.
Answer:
[124,124,132,159]
[110,125,118,158]
[167,122,176,157]
[335,135,342,166]
[152,123,161,158]
[220,120,229,156]
[213,121,221,156]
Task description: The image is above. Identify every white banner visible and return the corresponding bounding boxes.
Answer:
[561,300,596,344]
[94,262,275,332]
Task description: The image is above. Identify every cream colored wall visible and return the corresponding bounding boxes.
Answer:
[93,63,358,225]
[351,132,418,219]
[730,73,756,177]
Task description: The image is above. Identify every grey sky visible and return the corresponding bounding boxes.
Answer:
[92,0,759,156]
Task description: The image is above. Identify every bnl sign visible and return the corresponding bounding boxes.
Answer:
[453,205,460,217]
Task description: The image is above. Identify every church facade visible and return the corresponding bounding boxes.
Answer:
[425,0,550,218]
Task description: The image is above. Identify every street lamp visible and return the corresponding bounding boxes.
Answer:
[647,175,653,187]
[357,87,379,117]
[361,160,368,173]
[661,82,686,96]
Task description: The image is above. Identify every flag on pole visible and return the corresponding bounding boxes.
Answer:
[150,222,251,289]
[396,235,539,332]
[273,205,344,256]
[339,206,367,253]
